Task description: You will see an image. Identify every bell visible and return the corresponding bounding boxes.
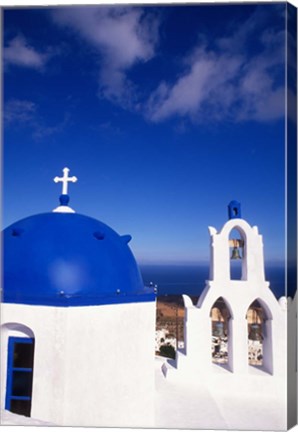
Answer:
[249,323,263,341]
[231,246,241,260]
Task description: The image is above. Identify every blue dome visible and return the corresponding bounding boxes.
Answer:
[3,212,154,307]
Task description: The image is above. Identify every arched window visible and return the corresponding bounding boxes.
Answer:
[1,323,35,417]
[246,300,272,373]
[229,228,246,280]
[210,297,231,367]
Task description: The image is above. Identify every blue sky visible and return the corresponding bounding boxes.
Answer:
[3,3,286,265]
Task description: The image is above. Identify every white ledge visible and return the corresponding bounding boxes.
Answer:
[52,206,75,213]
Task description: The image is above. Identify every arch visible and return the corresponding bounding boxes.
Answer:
[252,297,273,320]
[246,299,273,374]
[227,224,247,241]
[1,322,35,338]
[220,218,253,237]
[228,226,247,281]
[210,297,232,368]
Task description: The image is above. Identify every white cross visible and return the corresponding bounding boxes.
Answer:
[54,167,78,195]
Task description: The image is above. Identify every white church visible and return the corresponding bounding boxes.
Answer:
[1,168,297,430]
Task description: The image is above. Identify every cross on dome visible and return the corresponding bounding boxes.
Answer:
[52,167,77,213]
[54,167,78,196]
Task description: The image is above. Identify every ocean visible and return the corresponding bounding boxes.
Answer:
[140,263,286,300]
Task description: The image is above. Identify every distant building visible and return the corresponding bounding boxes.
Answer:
[155,329,178,352]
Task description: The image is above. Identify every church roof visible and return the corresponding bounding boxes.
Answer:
[3,212,154,307]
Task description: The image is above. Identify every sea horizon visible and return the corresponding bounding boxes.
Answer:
[140,262,287,300]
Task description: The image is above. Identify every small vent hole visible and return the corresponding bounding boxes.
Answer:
[94,231,105,240]
[12,228,24,237]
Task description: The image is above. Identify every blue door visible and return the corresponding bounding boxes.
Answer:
[5,337,35,417]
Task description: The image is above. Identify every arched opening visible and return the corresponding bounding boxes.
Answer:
[1,323,35,417]
[210,297,231,366]
[246,300,272,373]
[229,228,246,280]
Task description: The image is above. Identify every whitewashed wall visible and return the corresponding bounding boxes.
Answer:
[1,304,67,424]
[164,218,287,395]
[1,300,156,427]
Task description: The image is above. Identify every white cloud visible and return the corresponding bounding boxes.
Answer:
[31,114,70,140]
[146,9,285,124]
[147,52,243,122]
[4,99,37,123]
[51,6,284,124]
[52,7,159,106]
[4,36,49,70]
[4,99,69,140]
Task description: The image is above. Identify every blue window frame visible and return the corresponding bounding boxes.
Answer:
[5,337,35,417]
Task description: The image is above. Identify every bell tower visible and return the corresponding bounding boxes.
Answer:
[164,202,285,381]
[209,201,265,283]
